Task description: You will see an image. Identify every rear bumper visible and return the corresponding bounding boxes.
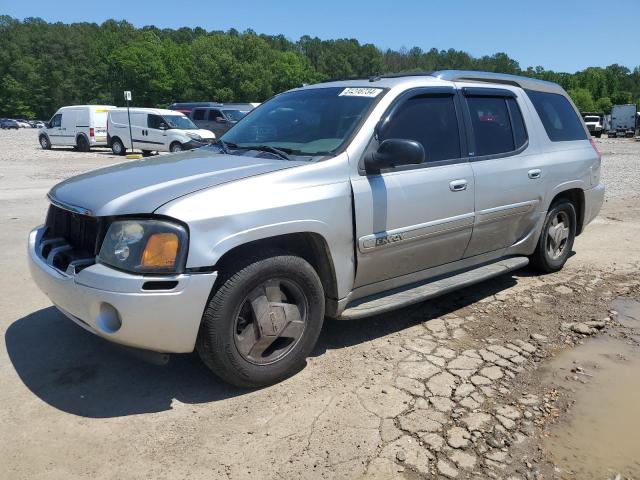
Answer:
[28,226,217,353]
[583,183,605,229]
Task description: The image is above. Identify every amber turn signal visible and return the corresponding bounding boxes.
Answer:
[141,233,179,268]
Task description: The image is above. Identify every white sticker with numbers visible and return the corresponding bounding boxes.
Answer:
[339,87,383,97]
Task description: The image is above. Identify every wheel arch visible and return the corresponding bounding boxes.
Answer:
[548,187,585,235]
[212,232,340,316]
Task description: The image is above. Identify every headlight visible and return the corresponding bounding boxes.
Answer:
[98,219,188,274]
[186,132,202,140]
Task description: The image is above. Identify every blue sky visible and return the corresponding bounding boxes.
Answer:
[3,0,637,73]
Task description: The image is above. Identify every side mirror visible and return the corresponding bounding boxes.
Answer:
[215,116,227,123]
[158,124,168,130]
[364,139,425,173]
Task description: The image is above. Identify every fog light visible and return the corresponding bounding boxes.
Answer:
[96,303,122,333]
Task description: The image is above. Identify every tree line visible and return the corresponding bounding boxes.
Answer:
[1,15,639,119]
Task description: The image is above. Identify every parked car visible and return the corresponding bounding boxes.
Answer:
[608,104,637,137]
[14,119,31,128]
[39,105,115,151]
[189,104,252,137]
[0,118,19,129]
[29,120,46,128]
[28,70,604,387]
[107,107,216,155]
[581,112,605,137]
[168,102,222,115]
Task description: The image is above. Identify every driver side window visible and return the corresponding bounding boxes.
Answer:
[147,114,166,129]
[50,113,61,128]
[381,95,461,162]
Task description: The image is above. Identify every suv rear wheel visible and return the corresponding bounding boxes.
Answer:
[197,253,325,387]
[529,200,576,273]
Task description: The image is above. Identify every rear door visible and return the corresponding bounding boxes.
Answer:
[351,87,475,287]
[460,86,543,257]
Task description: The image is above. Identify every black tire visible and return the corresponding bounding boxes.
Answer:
[595,132,602,138]
[197,253,325,387]
[111,137,126,156]
[169,142,183,153]
[76,135,90,152]
[529,200,576,273]
[39,135,51,150]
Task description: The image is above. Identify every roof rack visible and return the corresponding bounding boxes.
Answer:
[431,70,563,93]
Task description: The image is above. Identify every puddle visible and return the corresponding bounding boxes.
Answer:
[542,321,640,478]
[612,297,640,329]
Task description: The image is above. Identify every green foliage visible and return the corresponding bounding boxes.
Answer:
[567,88,595,112]
[0,16,639,119]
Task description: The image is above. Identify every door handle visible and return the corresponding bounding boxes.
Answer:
[528,169,542,179]
[449,179,468,192]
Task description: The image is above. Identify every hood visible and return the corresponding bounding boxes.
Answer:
[49,149,304,216]
[182,129,215,139]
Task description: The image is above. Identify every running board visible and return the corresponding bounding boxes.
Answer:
[339,256,529,320]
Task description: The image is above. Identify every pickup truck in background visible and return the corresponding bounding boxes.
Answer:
[582,112,605,137]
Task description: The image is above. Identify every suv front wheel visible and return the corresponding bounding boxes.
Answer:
[197,253,325,387]
[530,200,576,273]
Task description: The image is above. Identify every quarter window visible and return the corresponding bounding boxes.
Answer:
[467,96,527,156]
[381,95,461,162]
[526,90,587,142]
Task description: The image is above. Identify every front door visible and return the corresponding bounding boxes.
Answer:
[144,114,169,150]
[459,87,543,257]
[351,89,475,287]
[45,113,63,146]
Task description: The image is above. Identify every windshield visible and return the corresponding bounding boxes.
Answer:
[584,116,600,122]
[163,115,197,130]
[221,86,385,156]
[222,109,247,122]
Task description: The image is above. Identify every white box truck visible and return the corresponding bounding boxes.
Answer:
[609,104,637,138]
[38,105,115,151]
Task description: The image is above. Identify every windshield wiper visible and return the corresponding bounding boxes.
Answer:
[212,139,237,154]
[236,144,291,161]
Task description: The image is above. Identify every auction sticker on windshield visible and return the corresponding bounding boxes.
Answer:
[339,87,383,97]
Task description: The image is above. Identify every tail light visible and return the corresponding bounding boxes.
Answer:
[89,127,95,138]
[589,138,601,159]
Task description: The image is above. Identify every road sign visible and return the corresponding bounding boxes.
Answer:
[124,90,132,101]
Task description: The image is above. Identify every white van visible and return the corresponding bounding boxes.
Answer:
[107,108,216,155]
[39,105,115,151]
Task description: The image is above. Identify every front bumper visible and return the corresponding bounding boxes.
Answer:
[28,227,217,353]
[583,183,605,229]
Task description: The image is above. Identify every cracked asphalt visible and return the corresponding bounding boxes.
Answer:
[1,129,639,479]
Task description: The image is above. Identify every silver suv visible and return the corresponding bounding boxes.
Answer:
[28,71,604,386]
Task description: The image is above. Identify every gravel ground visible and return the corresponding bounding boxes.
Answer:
[0,128,639,480]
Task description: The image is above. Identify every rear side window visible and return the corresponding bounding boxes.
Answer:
[192,109,205,121]
[466,96,527,156]
[382,95,461,162]
[526,90,587,141]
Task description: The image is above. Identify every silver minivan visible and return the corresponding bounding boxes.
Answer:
[28,71,604,386]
